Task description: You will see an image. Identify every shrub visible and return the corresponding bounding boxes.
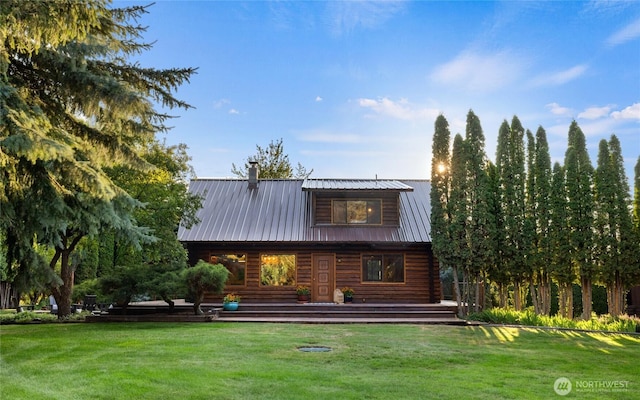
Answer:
[467,307,640,333]
[183,260,229,315]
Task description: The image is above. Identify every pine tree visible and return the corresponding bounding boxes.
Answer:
[1,1,195,317]
[564,121,595,319]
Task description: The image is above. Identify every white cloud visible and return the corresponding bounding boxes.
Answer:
[546,102,573,117]
[315,96,323,102]
[611,103,640,120]
[213,99,230,109]
[578,105,614,120]
[228,109,240,115]
[531,64,588,87]
[356,97,440,121]
[606,17,640,46]
[326,1,407,36]
[430,50,524,92]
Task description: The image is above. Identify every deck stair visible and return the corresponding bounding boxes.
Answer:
[215,303,465,325]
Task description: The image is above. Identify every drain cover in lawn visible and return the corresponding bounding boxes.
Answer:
[297,346,332,352]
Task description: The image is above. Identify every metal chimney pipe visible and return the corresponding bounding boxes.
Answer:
[248,161,259,189]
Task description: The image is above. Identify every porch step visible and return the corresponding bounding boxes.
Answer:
[215,303,465,325]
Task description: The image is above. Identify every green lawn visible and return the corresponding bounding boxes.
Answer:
[1,323,638,399]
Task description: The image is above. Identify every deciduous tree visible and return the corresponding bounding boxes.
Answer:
[231,138,312,179]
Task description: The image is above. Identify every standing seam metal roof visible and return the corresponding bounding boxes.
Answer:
[178,179,432,243]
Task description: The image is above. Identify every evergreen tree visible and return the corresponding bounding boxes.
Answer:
[632,157,640,287]
[527,127,553,315]
[494,117,527,310]
[564,121,595,319]
[430,115,453,299]
[1,1,195,317]
[594,136,635,315]
[448,134,468,315]
[549,162,574,318]
[463,110,493,313]
[485,160,509,307]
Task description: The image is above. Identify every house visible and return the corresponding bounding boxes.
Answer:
[178,167,441,304]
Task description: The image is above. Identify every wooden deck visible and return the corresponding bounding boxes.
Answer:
[87,301,466,325]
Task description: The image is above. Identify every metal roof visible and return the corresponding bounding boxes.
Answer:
[301,179,414,191]
[178,179,432,243]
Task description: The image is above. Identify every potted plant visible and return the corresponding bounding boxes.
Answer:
[342,287,354,303]
[296,285,310,303]
[223,293,241,311]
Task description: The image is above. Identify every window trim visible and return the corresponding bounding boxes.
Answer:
[331,198,383,225]
[360,253,406,284]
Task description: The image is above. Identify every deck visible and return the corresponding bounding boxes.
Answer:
[86,300,467,325]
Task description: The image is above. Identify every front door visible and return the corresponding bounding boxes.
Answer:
[312,253,335,302]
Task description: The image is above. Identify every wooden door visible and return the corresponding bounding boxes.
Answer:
[312,254,334,302]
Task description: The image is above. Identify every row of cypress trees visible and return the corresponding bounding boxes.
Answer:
[430,110,640,319]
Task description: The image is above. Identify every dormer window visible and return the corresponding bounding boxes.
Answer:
[332,199,382,225]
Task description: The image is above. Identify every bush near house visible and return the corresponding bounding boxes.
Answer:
[468,307,640,333]
[183,260,229,315]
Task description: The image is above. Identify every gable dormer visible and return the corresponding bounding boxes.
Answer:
[301,179,414,227]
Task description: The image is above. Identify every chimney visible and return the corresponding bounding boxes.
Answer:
[248,161,259,189]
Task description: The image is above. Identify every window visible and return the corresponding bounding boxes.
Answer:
[210,254,246,286]
[362,254,404,283]
[260,254,296,286]
[332,199,382,225]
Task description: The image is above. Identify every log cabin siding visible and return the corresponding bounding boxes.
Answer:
[185,242,439,304]
[312,192,400,226]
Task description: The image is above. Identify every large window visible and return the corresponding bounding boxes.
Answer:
[260,254,296,286]
[210,254,246,286]
[332,199,382,225]
[362,254,404,283]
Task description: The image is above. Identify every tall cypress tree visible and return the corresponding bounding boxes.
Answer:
[632,157,640,287]
[527,127,552,315]
[549,162,574,318]
[1,1,195,316]
[463,110,492,313]
[564,121,595,319]
[494,117,527,310]
[448,134,468,315]
[430,115,453,298]
[594,136,635,315]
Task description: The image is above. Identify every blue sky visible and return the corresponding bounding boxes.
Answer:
[120,0,639,182]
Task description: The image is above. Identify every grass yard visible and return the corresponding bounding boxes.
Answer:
[1,323,639,400]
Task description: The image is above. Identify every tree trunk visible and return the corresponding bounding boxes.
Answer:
[606,272,625,317]
[530,273,551,316]
[452,265,463,317]
[49,232,83,319]
[580,277,592,320]
[498,283,508,308]
[514,281,524,311]
[558,282,573,319]
[193,293,204,315]
[0,281,17,309]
